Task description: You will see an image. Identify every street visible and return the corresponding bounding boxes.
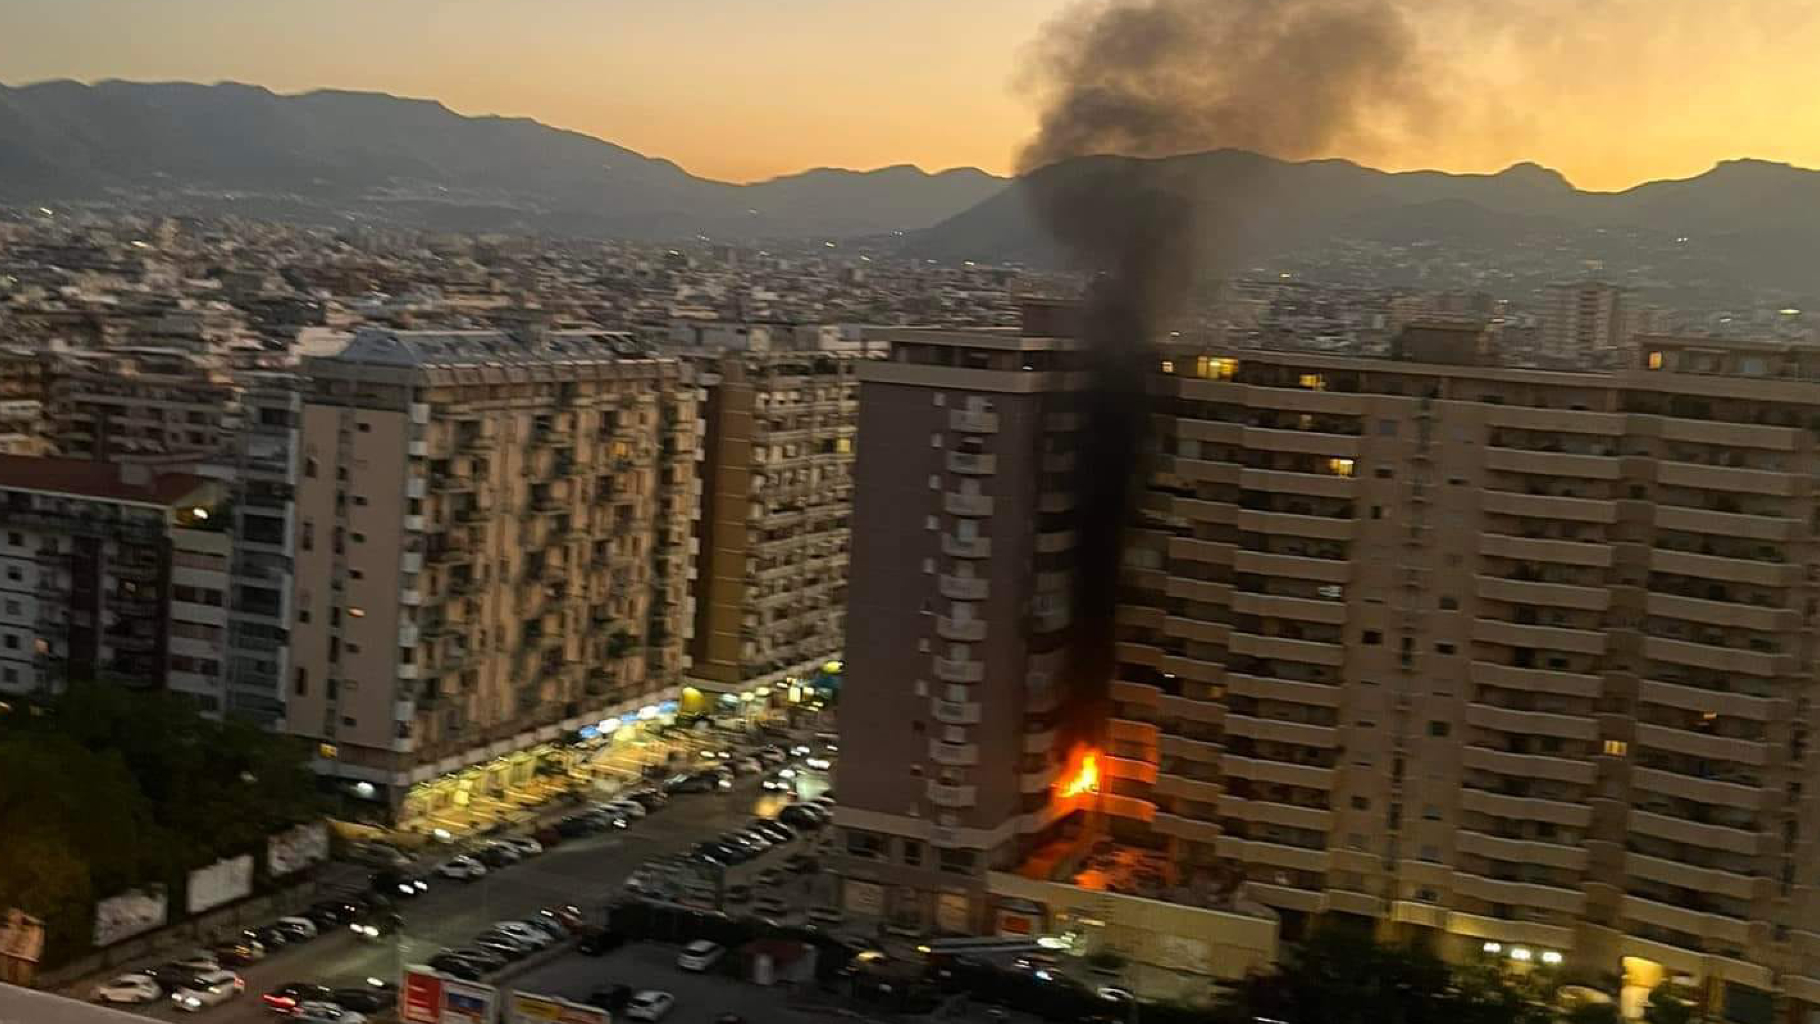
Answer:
[91,737,832,1024]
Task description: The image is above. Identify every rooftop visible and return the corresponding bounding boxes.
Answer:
[0,455,211,506]
[326,326,649,368]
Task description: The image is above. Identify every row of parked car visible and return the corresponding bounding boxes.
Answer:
[423,904,591,981]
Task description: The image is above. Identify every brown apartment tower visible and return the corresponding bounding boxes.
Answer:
[832,301,1089,934]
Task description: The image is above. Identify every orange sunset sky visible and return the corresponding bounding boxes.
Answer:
[2,0,1817,190]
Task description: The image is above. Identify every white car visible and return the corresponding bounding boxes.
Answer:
[804,756,833,770]
[171,969,243,1012]
[607,800,646,819]
[625,990,675,1021]
[437,855,488,881]
[676,939,724,972]
[297,1002,368,1023]
[277,915,320,939]
[488,920,554,948]
[93,974,160,1005]
[500,836,543,857]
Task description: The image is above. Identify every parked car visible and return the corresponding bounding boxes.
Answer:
[263,982,336,1013]
[578,929,627,957]
[676,940,724,972]
[628,790,667,810]
[751,820,794,843]
[210,937,266,966]
[540,904,587,932]
[372,869,430,898]
[436,855,488,881]
[778,805,824,830]
[295,1002,366,1023]
[487,920,555,949]
[346,841,412,870]
[251,923,293,949]
[472,935,534,960]
[556,815,596,839]
[305,899,363,927]
[443,946,509,971]
[93,974,161,1005]
[170,969,244,1012]
[499,836,544,857]
[587,984,634,1013]
[475,844,521,868]
[625,991,676,1021]
[604,799,646,819]
[146,963,208,994]
[329,982,397,1013]
[428,957,483,981]
[275,916,321,941]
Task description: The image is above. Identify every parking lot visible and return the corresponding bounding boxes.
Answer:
[512,940,841,1024]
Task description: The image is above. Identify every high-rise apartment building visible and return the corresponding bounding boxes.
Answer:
[1541,280,1629,364]
[290,326,698,820]
[1095,333,1820,1015]
[683,331,868,703]
[222,373,302,725]
[48,350,237,464]
[0,456,227,702]
[832,303,1088,934]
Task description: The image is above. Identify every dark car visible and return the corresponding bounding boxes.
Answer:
[540,905,588,933]
[262,982,335,1013]
[372,870,429,899]
[628,790,667,810]
[556,815,595,839]
[273,918,320,943]
[330,983,397,1013]
[586,984,634,1013]
[145,963,207,994]
[577,929,627,956]
[778,805,824,829]
[251,924,292,950]
[663,773,714,795]
[475,845,519,869]
[306,898,364,926]
[472,937,530,961]
[427,955,484,981]
[210,939,264,967]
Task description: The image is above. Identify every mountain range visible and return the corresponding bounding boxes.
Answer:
[0,80,1006,240]
[2,80,1819,299]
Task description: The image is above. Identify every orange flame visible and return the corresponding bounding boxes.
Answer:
[1060,749,1101,798]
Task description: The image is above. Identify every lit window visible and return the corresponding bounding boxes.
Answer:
[1646,350,1664,370]
[1160,360,1175,374]
[1326,458,1356,478]
[1195,356,1236,381]
[1603,739,1628,756]
[1298,373,1327,391]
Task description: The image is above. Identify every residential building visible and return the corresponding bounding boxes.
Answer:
[0,456,227,702]
[1541,280,1628,364]
[290,325,698,821]
[47,350,237,464]
[832,302,1088,935]
[1095,333,1820,1016]
[223,373,302,725]
[682,331,868,704]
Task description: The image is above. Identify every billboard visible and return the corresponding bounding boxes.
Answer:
[186,854,254,915]
[507,991,609,1024]
[93,885,167,947]
[268,821,331,876]
[402,966,500,1024]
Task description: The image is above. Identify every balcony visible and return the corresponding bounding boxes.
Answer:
[943,492,995,516]
[1629,767,1770,811]
[1158,653,1223,683]
[1456,789,1587,829]
[1157,693,1224,725]
[1484,446,1621,479]
[1641,636,1789,678]
[1465,702,1598,742]
[1109,679,1161,707]
[929,740,979,766]
[1240,425,1362,457]
[1474,574,1611,612]
[1218,836,1331,874]
[1020,763,1059,793]
[1228,631,1345,667]
[1479,532,1612,568]
[1164,577,1232,605]
[1217,794,1333,832]
[1485,405,1626,435]
[922,697,978,726]
[1625,851,1760,903]
[1219,752,1336,790]
[1655,504,1800,543]
[1467,661,1604,699]
[1234,509,1355,542]
[1153,812,1222,845]
[1224,712,1340,748]
[1036,530,1076,554]
[1460,745,1596,785]
[1232,550,1349,583]
[933,657,984,683]
[1024,728,1057,755]
[1164,614,1231,644]
[1628,809,1764,856]
[1649,547,1800,588]
[927,782,977,808]
[1170,457,1239,486]
[1171,495,1236,526]
[1230,592,1346,625]
[948,410,1000,433]
[1226,672,1342,706]
[1455,830,1588,871]
[941,535,991,559]
[1154,772,1222,804]
[1480,489,1618,524]
[935,616,987,642]
[1170,537,1238,566]
[1158,733,1222,763]
[937,572,989,602]
[1633,722,1769,766]
[1622,894,1755,947]
[1238,467,1357,500]
[939,452,997,476]
[1644,592,1796,633]
[1452,871,1585,915]
[1637,677,1785,722]
[1657,460,1799,497]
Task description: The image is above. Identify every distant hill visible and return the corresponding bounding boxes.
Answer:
[0,80,1007,240]
[905,149,1820,296]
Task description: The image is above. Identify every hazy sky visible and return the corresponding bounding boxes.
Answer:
[2,0,1818,189]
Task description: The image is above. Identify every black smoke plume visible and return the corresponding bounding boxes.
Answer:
[1022,0,1432,725]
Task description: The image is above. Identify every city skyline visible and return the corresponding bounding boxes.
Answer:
[3,0,1820,189]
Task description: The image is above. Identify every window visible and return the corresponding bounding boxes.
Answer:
[1374,466,1394,479]
[1350,796,1370,810]
[1297,373,1327,391]
[1428,721,1450,737]
[1377,420,1398,437]
[2,601,14,616]
[2,634,15,650]
[846,830,885,860]
[1440,596,1458,610]
[1435,641,1456,655]
[357,422,372,433]
[938,847,976,875]
[4,532,17,546]
[1603,739,1628,756]
[1,668,13,684]
[1326,457,1356,478]
[1422,804,1441,820]
[1370,505,1383,519]
[305,457,319,478]
[1362,630,1382,645]
[350,568,364,580]
[1419,845,1440,862]
[351,532,366,544]
[930,433,943,448]
[1646,350,1664,370]
[354,495,368,506]
[1160,359,1175,374]
[925,515,938,530]
[902,840,923,867]
[1196,356,1237,381]
[4,567,17,582]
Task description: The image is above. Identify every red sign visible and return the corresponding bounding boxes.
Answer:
[401,969,443,1023]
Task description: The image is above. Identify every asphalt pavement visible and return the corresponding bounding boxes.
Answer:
[90,751,830,1024]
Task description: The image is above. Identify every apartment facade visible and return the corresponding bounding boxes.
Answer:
[686,340,866,700]
[290,327,698,819]
[1541,280,1629,364]
[1104,335,1820,1017]
[47,350,237,464]
[0,456,227,702]
[223,373,301,726]
[831,310,1087,934]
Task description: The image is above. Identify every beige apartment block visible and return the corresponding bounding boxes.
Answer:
[48,350,237,464]
[1105,334,1820,1017]
[290,327,698,820]
[686,344,866,702]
